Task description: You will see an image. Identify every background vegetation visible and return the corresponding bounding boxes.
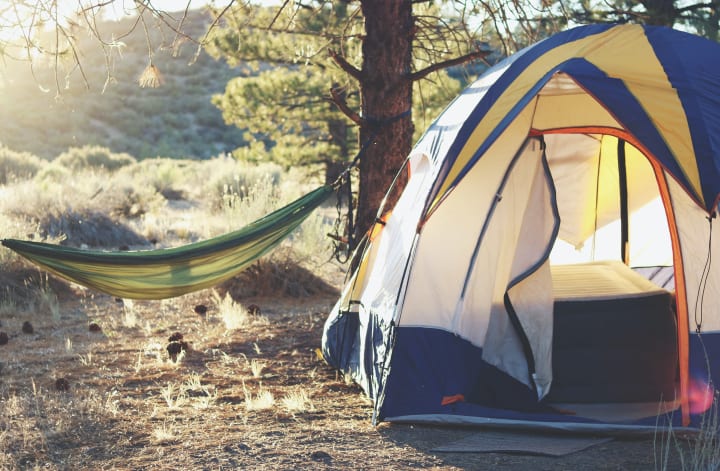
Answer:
[0,10,246,161]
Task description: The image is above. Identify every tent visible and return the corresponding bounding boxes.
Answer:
[322,23,720,433]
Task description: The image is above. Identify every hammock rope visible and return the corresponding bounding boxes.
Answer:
[2,185,334,300]
[328,108,413,261]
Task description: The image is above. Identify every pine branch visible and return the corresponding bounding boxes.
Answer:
[330,86,364,126]
[408,50,489,82]
[676,1,720,13]
[329,49,363,82]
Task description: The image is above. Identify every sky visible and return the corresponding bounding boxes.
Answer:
[101,0,279,17]
[101,0,227,19]
[0,1,234,40]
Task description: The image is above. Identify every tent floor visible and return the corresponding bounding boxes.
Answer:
[549,398,681,423]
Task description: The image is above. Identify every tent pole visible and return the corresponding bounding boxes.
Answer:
[617,139,630,264]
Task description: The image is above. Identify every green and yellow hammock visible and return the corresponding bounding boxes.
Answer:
[1,185,334,300]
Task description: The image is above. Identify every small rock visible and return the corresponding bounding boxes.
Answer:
[55,377,71,392]
[167,340,189,362]
[88,322,102,333]
[194,304,208,316]
[310,450,332,463]
[223,444,239,454]
[0,332,8,345]
[21,321,34,334]
[247,304,261,316]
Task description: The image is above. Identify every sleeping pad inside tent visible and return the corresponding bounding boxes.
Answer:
[322,23,720,434]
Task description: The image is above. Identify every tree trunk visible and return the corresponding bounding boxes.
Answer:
[640,0,678,26]
[355,0,414,245]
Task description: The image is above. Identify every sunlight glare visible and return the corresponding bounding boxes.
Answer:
[688,376,715,415]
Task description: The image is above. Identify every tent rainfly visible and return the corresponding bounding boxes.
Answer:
[322,23,720,433]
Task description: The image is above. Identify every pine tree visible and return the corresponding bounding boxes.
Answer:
[206,1,486,246]
[476,0,720,54]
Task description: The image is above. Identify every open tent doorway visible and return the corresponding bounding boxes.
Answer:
[541,132,679,423]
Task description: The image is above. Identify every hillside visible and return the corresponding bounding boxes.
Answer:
[0,9,246,160]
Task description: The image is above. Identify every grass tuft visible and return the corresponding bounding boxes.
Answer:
[243,381,275,411]
[249,359,267,378]
[151,422,178,444]
[160,382,188,410]
[212,290,249,330]
[281,388,315,414]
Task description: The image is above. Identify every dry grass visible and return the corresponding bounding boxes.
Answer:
[0,288,377,470]
[281,387,316,414]
[243,382,276,411]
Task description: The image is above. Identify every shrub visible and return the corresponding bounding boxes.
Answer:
[119,157,195,201]
[54,145,136,172]
[0,146,44,184]
[38,209,148,248]
[206,156,283,214]
[34,163,72,185]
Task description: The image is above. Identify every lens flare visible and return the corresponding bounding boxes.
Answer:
[688,377,715,415]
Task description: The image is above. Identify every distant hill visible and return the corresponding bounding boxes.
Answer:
[0,9,247,160]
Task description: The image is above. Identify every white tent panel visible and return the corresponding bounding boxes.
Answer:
[398,102,536,331]
[503,163,557,397]
[628,198,673,266]
[545,133,605,248]
[465,139,554,393]
[459,139,545,342]
[331,154,434,316]
[504,261,554,397]
[359,154,434,324]
[669,175,720,332]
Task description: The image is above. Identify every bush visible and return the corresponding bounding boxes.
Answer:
[120,157,191,201]
[54,145,136,172]
[206,157,283,214]
[38,209,148,248]
[0,147,44,184]
[34,163,72,185]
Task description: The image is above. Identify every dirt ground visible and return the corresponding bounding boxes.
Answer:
[0,272,692,470]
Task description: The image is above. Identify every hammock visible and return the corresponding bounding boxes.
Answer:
[1,185,334,300]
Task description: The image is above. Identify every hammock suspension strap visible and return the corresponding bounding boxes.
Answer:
[328,108,411,262]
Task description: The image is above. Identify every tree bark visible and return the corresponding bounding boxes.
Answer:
[355,0,414,245]
[641,0,678,25]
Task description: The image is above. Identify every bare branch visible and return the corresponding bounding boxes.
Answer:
[408,50,489,82]
[137,3,154,61]
[169,0,193,57]
[328,48,362,82]
[330,85,364,126]
[268,0,292,29]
